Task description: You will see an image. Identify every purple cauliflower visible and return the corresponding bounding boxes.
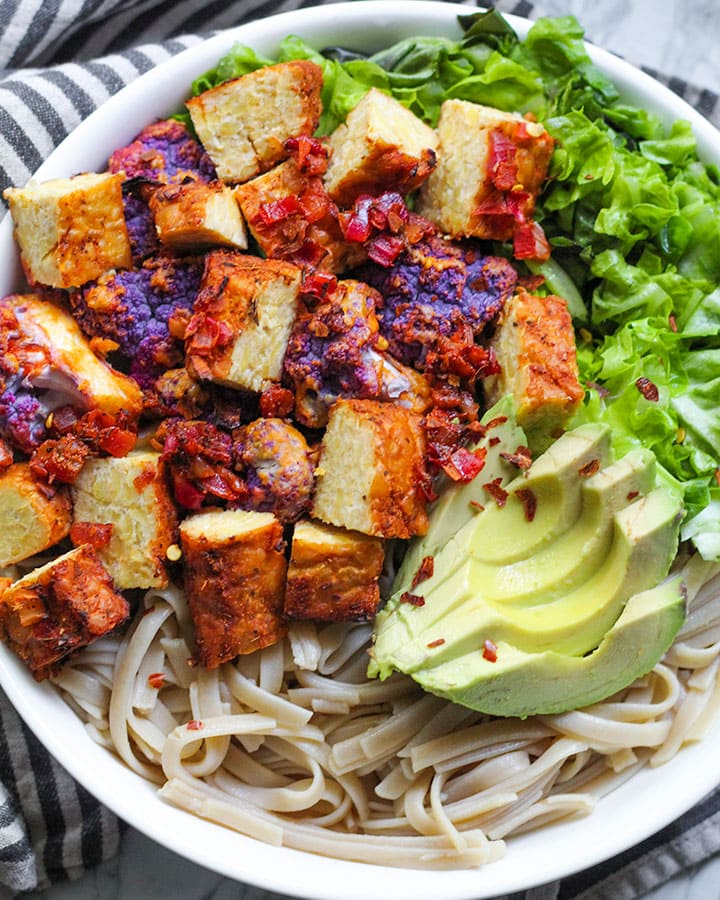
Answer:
[71,255,203,390]
[122,193,160,264]
[233,418,315,523]
[283,280,382,428]
[108,119,216,185]
[0,375,46,453]
[360,235,517,370]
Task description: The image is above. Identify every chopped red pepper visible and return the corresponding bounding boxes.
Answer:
[258,195,300,225]
[513,221,551,261]
[284,135,330,176]
[489,130,518,192]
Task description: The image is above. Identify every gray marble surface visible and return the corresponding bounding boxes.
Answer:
[27,1,720,898]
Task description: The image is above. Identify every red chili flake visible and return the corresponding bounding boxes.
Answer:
[411,556,435,590]
[186,719,204,731]
[669,314,678,333]
[715,469,720,488]
[426,638,446,649]
[636,377,659,402]
[470,499,485,512]
[148,672,165,690]
[258,195,300,225]
[400,591,426,607]
[627,491,640,501]
[485,416,508,429]
[70,521,113,550]
[515,487,537,522]
[484,477,508,507]
[488,437,501,447]
[578,458,601,478]
[500,445,532,470]
[482,639,498,662]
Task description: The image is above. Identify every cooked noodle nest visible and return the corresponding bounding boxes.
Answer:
[50,553,720,869]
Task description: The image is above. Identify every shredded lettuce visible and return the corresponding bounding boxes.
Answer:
[186,11,720,557]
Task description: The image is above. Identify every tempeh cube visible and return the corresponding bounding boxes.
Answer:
[312,399,429,539]
[148,181,248,251]
[179,508,287,667]
[0,464,71,566]
[284,520,385,621]
[324,88,438,206]
[485,288,584,447]
[417,100,554,241]
[235,159,364,273]
[186,60,323,184]
[0,546,129,679]
[71,451,178,589]
[3,173,132,288]
[185,251,301,393]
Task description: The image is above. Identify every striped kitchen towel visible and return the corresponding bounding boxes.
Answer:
[0,1,719,898]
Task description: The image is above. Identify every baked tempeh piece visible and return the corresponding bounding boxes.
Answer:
[187,60,323,184]
[312,399,429,539]
[180,508,287,667]
[4,173,132,288]
[0,546,129,679]
[71,451,178,590]
[0,464,71,566]
[284,520,385,621]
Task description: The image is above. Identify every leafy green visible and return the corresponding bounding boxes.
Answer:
[185,12,720,557]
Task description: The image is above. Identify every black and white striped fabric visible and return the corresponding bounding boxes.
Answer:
[1,1,720,897]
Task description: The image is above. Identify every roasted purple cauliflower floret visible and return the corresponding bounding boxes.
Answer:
[109,119,216,185]
[71,256,202,390]
[233,418,315,524]
[283,280,382,429]
[122,192,160,264]
[361,235,517,371]
[0,376,46,453]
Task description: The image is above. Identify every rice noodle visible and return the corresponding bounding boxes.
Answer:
[51,553,720,869]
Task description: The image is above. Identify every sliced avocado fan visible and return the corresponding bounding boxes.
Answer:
[370,411,686,718]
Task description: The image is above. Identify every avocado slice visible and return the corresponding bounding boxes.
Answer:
[375,485,682,672]
[415,576,686,717]
[393,395,527,597]
[371,422,685,716]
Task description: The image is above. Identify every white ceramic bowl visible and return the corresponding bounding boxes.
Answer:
[2,4,720,897]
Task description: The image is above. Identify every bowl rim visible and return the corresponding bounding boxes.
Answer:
[2,3,720,897]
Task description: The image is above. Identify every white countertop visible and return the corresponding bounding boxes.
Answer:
[23,1,720,898]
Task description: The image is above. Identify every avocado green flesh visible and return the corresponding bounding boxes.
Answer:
[393,395,527,598]
[470,424,612,565]
[414,577,686,718]
[374,486,682,670]
[371,419,685,716]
